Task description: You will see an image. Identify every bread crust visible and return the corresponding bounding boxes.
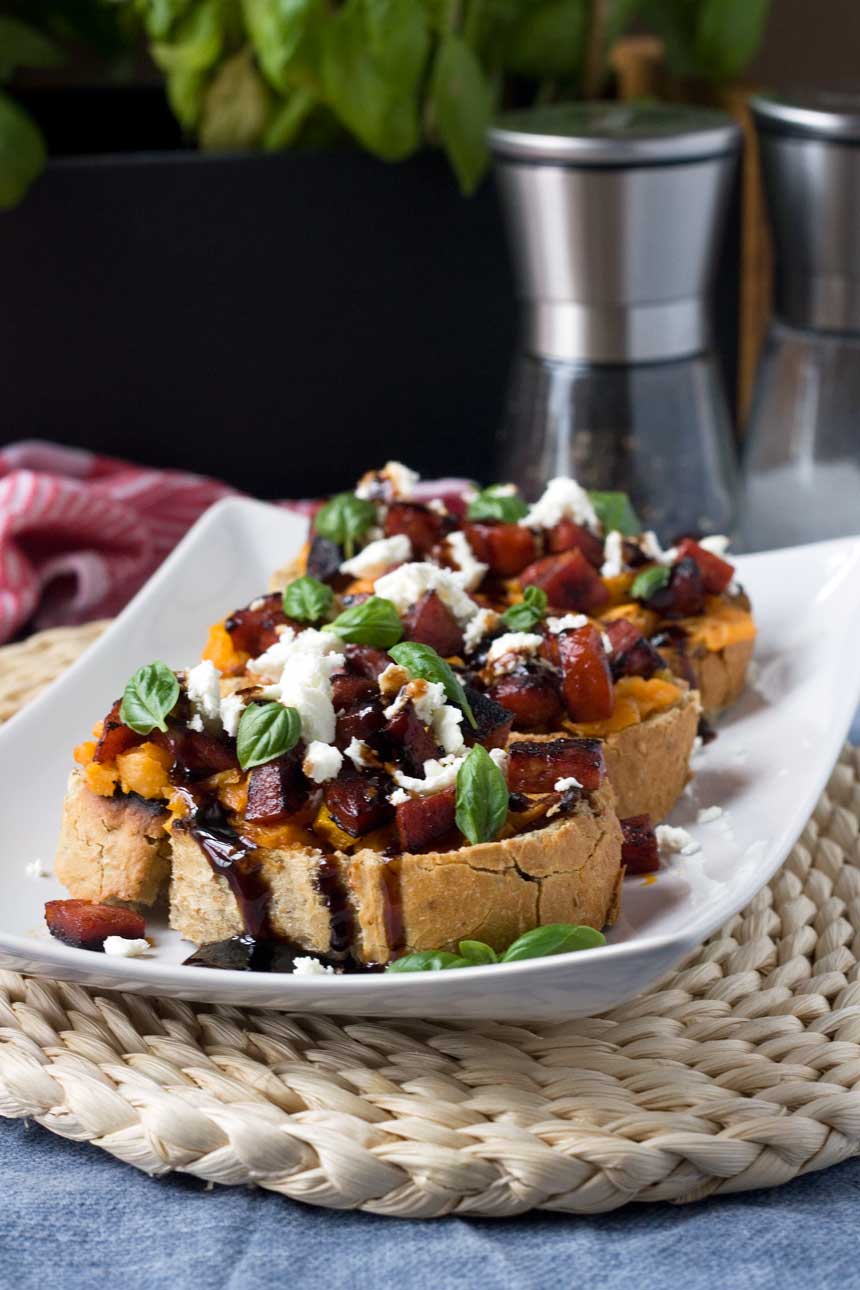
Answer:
[54,770,171,906]
[660,638,753,718]
[168,782,623,963]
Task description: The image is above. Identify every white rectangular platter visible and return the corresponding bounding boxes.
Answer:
[2,497,859,1021]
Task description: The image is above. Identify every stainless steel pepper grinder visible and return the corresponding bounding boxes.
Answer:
[489,103,741,540]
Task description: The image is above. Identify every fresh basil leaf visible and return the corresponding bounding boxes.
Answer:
[429,32,493,195]
[386,950,470,973]
[150,0,224,74]
[242,0,319,94]
[119,661,180,735]
[467,484,528,524]
[502,586,548,631]
[499,0,588,78]
[501,923,606,963]
[458,939,498,966]
[631,564,671,602]
[588,490,641,537]
[455,744,509,845]
[0,18,63,81]
[314,491,376,559]
[236,702,302,770]
[328,595,403,648]
[283,575,334,623]
[0,91,45,210]
[198,47,271,151]
[388,641,476,728]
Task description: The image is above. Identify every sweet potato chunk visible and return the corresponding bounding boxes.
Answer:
[306,535,342,583]
[508,738,605,793]
[245,749,310,824]
[324,769,393,837]
[462,685,514,749]
[675,539,735,595]
[520,550,609,613]
[395,786,457,852]
[225,593,288,655]
[384,502,446,556]
[620,814,659,874]
[463,522,537,576]
[45,900,146,952]
[603,618,665,681]
[557,625,615,721]
[402,591,463,657]
[547,519,604,568]
[488,668,562,731]
[93,698,145,764]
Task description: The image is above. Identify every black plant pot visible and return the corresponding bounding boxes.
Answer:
[0,93,517,497]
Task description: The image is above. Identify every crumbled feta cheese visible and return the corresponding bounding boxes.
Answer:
[345,738,377,770]
[188,714,204,732]
[440,530,488,592]
[374,562,479,626]
[601,530,624,577]
[519,476,598,532]
[355,460,419,500]
[220,692,245,738]
[640,531,678,565]
[249,597,266,612]
[340,533,411,578]
[486,631,544,674]
[378,663,410,698]
[655,824,701,856]
[303,741,344,784]
[383,677,465,756]
[103,936,150,958]
[250,628,345,745]
[432,703,464,755]
[392,747,506,796]
[547,614,589,634]
[463,607,502,653]
[186,660,222,732]
[699,534,731,556]
[691,735,703,755]
[25,858,49,879]
[427,498,448,515]
[292,956,336,976]
[602,633,612,654]
[388,787,410,806]
[697,805,723,824]
[554,776,582,792]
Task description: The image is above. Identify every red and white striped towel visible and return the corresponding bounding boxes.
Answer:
[0,441,470,644]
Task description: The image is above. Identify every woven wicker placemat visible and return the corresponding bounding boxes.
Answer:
[2,622,860,1216]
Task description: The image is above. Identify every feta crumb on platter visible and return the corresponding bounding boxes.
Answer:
[292,956,336,976]
[103,936,150,958]
[655,824,701,856]
[519,476,598,532]
[697,806,723,824]
[340,533,411,578]
[25,858,50,879]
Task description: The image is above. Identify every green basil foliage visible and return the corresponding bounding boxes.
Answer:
[236,702,302,770]
[119,662,180,735]
[455,745,509,845]
[283,575,334,624]
[631,564,671,603]
[328,595,403,648]
[388,641,476,728]
[386,923,605,972]
[467,484,528,524]
[314,491,376,559]
[502,586,548,632]
[588,490,641,537]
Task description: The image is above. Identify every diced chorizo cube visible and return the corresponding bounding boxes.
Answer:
[603,617,665,681]
[245,748,311,824]
[93,698,145,764]
[547,519,604,568]
[44,900,146,952]
[462,685,514,749]
[645,556,706,618]
[395,786,457,852]
[332,672,377,710]
[620,814,659,874]
[508,738,605,793]
[557,625,615,721]
[488,667,562,731]
[386,701,441,775]
[159,728,239,782]
[520,550,609,613]
[464,522,537,576]
[344,644,392,679]
[384,502,447,556]
[675,538,735,595]
[402,591,463,657]
[225,593,288,655]
[335,700,387,750]
[306,535,343,583]
[324,769,393,837]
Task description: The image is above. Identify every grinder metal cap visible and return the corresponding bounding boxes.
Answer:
[489,102,740,364]
[752,89,860,332]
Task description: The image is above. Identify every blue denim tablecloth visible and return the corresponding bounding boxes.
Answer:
[3,1116,859,1290]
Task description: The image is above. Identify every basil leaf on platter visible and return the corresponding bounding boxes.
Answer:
[314,491,376,558]
[457,939,498,965]
[119,661,180,735]
[467,483,528,524]
[455,744,509,845]
[388,640,476,727]
[631,564,671,602]
[501,923,606,963]
[236,702,301,770]
[328,596,403,648]
[283,575,334,623]
[502,585,548,631]
[386,950,470,973]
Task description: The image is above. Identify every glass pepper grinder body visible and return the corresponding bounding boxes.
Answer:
[489,104,741,541]
[739,91,860,551]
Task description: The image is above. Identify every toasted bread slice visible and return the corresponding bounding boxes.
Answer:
[659,638,752,719]
[168,783,622,963]
[54,770,171,906]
